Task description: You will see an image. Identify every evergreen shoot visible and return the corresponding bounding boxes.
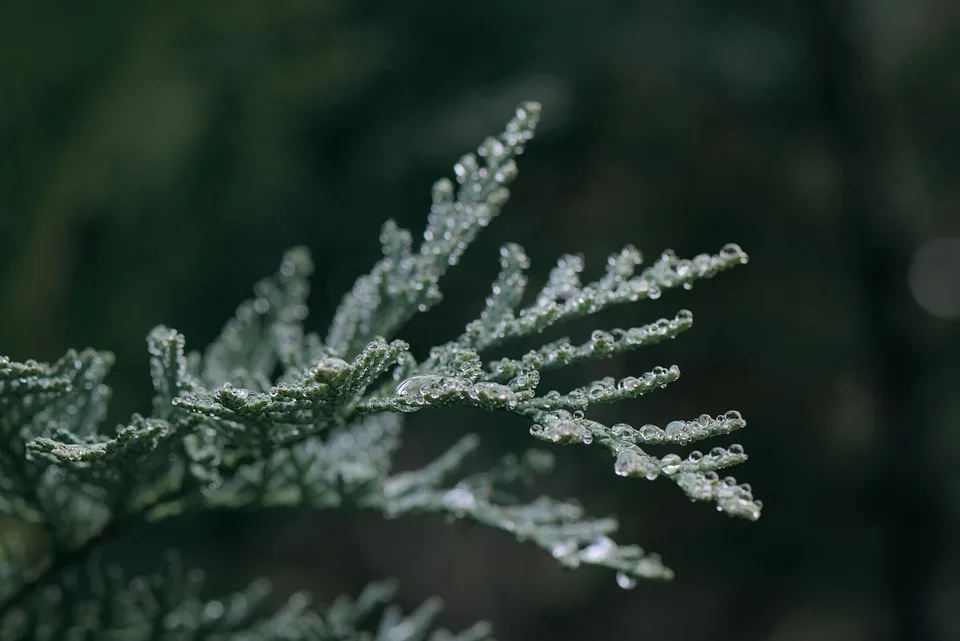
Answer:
[0,102,760,640]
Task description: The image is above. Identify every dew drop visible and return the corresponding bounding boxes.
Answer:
[611,423,634,438]
[664,420,686,440]
[551,540,578,560]
[639,424,663,442]
[395,375,443,398]
[720,243,747,263]
[580,535,615,562]
[660,453,682,475]
[616,571,637,590]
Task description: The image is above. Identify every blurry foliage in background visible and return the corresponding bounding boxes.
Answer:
[1,1,959,640]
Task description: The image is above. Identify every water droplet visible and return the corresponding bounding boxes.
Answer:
[442,487,477,514]
[253,298,269,314]
[611,423,635,439]
[616,571,637,590]
[203,600,224,620]
[494,160,518,183]
[551,540,578,561]
[688,450,703,462]
[664,420,686,440]
[720,243,747,263]
[660,453,682,475]
[729,443,744,455]
[614,449,658,479]
[639,424,663,442]
[724,410,743,421]
[395,375,446,399]
[580,535,616,562]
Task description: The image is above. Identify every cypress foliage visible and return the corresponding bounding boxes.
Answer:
[0,103,759,640]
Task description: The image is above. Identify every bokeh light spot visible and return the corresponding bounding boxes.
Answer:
[908,237,960,319]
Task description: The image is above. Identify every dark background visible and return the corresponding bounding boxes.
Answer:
[1,1,959,640]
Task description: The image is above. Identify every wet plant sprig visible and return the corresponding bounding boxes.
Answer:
[0,102,759,639]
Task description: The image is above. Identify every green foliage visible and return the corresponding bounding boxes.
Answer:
[0,102,759,639]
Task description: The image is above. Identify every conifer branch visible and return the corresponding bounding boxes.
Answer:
[0,101,760,637]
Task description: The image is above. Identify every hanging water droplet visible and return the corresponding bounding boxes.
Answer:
[551,540,578,561]
[614,449,658,478]
[395,375,439,397]
[660,453,682,475]
[616,571,637,590]
[580,535,616,562]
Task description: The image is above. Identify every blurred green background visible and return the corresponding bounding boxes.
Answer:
[2,1,959,640]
